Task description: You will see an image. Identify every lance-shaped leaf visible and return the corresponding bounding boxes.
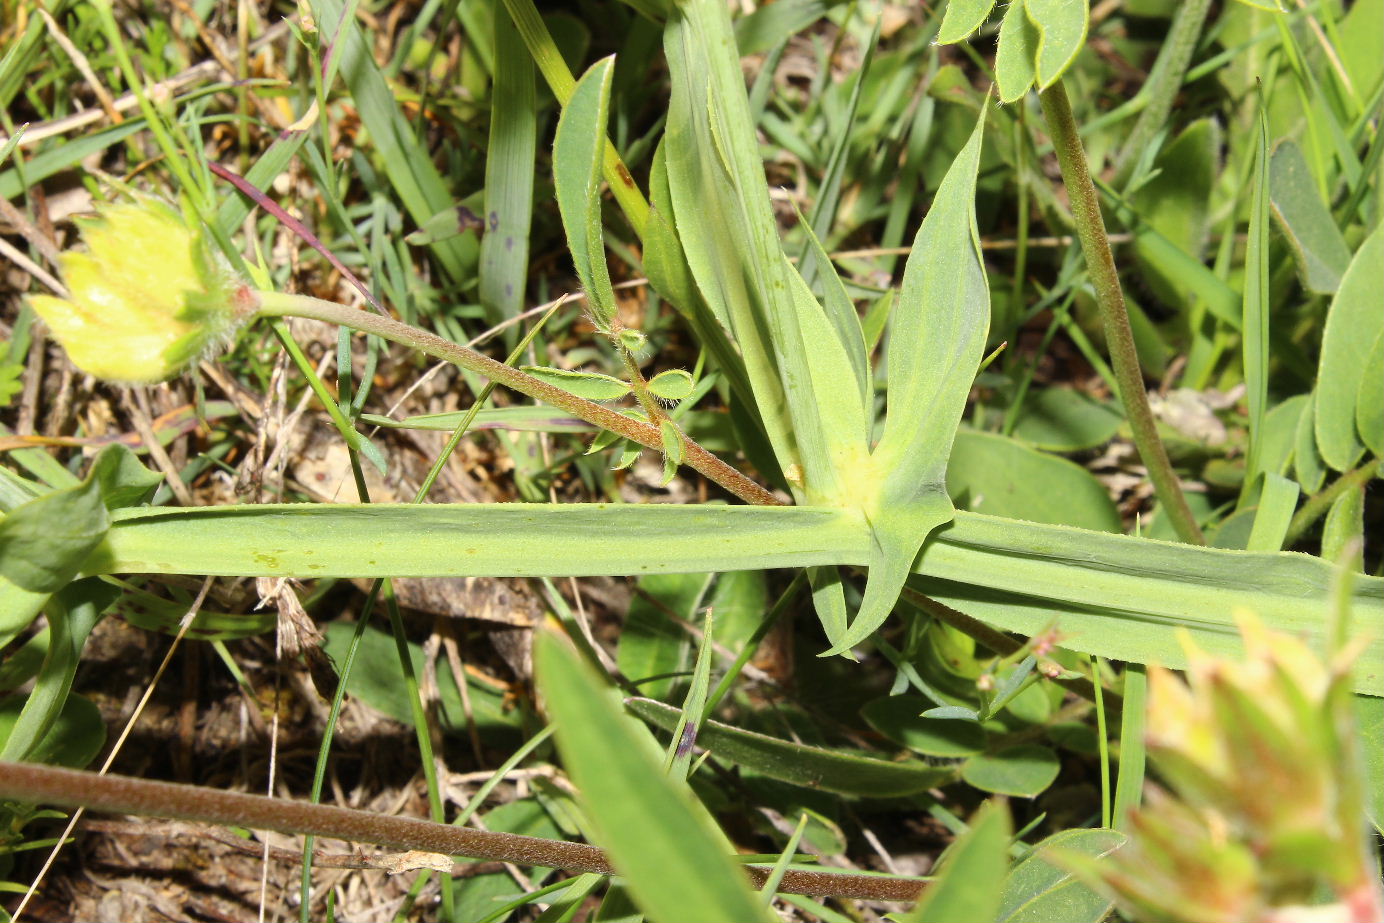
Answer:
[663,0,870,504]
[1026,0,1089,89]
[824,104,990,656]
[554,57,619,331]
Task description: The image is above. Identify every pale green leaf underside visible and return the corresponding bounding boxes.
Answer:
[1269,140,1352,295]
[87,504,1384,694]
[1315,223,1383,470]
[995,0,1039,102]
[1025,0,1089,89]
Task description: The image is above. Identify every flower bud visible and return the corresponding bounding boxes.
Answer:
[28,198,257,384]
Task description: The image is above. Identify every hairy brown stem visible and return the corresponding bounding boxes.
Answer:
[1039,82,1205,546]
[254,291,781,507]
[0,761,924,902]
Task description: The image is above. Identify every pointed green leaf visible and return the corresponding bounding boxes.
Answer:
[937,0,999,44]
[828,103,989,655]
[0,458,111,593]
[903,801,1011,923]
[1269,140,1352,295]
[1026,0,1089,89]
[647,369,695,402]
[658,419,683,485]
[554,56,619,331]
[536,633,772,923]
[995,0,1039,103]
[522,366,632,401]
[1316,224,1383,470]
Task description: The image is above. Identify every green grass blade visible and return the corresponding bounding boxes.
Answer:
[535,632,772,923]
[627,697,954,796]
[1240,101,1271,508]
[478,8,538,324]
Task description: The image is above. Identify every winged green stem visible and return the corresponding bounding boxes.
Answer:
[1038,81,1205,546]
[252,290,780,507]
[0,761,926,902]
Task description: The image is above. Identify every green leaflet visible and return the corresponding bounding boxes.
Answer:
[1357,332,1383,456]
[536,634,772,923]
[995,0,1039,103]
[521,366,632,401]
[87,503,1384,694]
[1026,0,1089,89]
[937,0,999,44]
[997,828,1124,922]
[826,103,990,656]
[1315,223,1383,470]
[553,57,619,331]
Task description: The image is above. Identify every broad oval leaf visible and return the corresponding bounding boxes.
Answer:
[1026,0,1089,89]
[861,694,988,757]
[521,366,631,401]
[626,697,954,796]
[537,634,773,923]
[947,429,1121,532]
[0,691,105,769]
[1315,223,1383,470]
[997,828,1125,922]
[1011,388,1122,452]
[962,744,1061,796]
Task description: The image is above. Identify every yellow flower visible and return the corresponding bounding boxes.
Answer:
[28,198,257,384]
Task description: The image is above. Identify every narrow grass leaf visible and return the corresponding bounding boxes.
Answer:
[937,0,999,44]
[1111,664,1146,825]
[1269,140,1352,294]
[995,0,1039,103]
[1026,0,1089,89]
[903,800,1011,923]
[1315,223,1383,470]
[535,632,771,923]
[554,57,618,331]
[666,611,715,781]
[1240,102,1271,506]
[479,8,538,324]
[627,697,954,796]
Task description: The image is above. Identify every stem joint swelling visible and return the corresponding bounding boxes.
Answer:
[1038,81,1205,545]
[253,290,781,507]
